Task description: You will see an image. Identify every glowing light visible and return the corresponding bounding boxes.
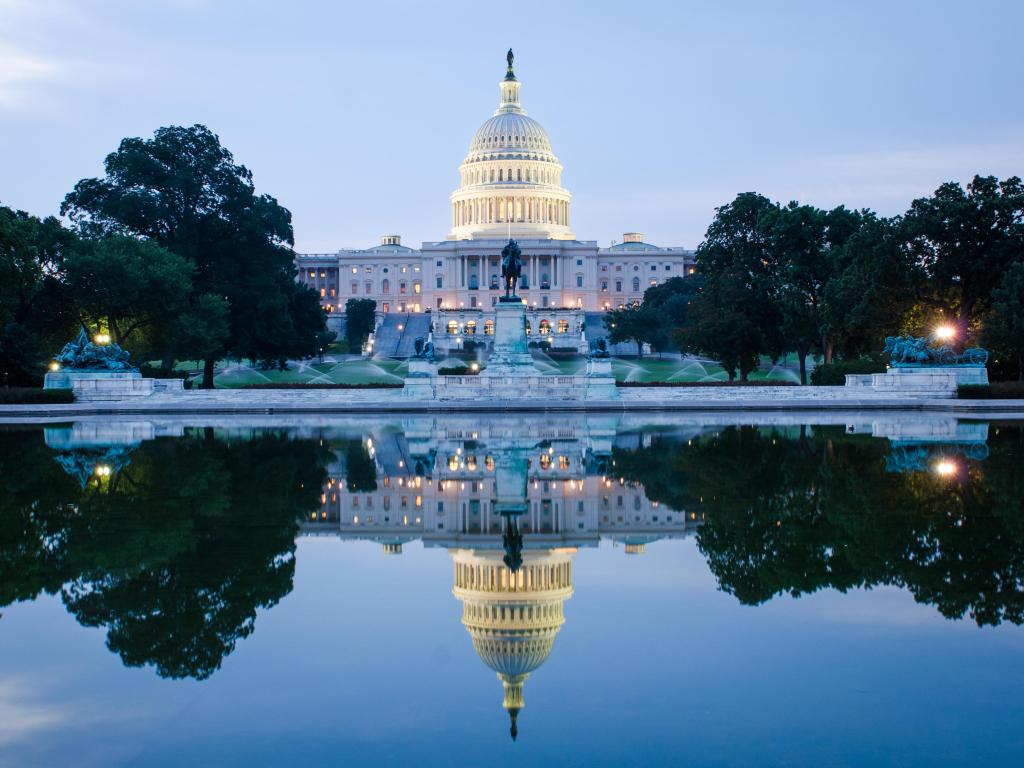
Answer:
[94,333,111,345]
[48,361,60,372]
[935,325,956,341]
[934,459,958,477]
[94,464,111,477]
[470,362,480,372]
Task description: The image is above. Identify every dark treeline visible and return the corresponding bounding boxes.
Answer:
[613,425,1024,626]
[1,124,327,388]
[607,176,1024,382]
[0,427,330,679]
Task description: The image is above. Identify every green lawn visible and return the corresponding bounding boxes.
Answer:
[165,354,803,387]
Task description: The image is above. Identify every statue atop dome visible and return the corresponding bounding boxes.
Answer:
[505,48,515,80]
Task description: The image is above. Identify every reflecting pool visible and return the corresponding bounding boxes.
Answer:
[1,414,1023,766]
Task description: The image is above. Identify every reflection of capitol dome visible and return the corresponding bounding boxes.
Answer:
[448,51,574,241]
[451,547,575,740]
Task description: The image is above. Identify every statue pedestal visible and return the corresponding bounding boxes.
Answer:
[402,358,436,398]
[44,370,141,390]
[480,300,537,377]
[584,358,618,399]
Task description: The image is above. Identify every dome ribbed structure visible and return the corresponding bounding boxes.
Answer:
[448,52,574,241]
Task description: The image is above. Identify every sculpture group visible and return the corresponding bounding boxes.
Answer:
[883,335,988,367]
[54,329,136,371]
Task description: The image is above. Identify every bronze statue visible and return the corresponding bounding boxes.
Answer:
[500,238,522,300]
[506,48,514,75]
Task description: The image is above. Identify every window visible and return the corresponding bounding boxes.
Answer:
[665,265,671,271]
[615,280,622,292]
[351,267,358,274]
[576,259,583,266]
[401,267,408,274]
[383,302,390,313]
[525,320,531,335]
[651,265,657,271]
[539,319,550,335]
[489,274,499,289]
[633,265,640,271]
[436,297,442,309]
[329,287,336,297]
[351,282,358,295]
[436,260,443,267]
[484,319,494,335]
[447,321,458,334]
[400,282,407,294]
[436,276,443,289]
[601,281,608,292]
[465,320,477,335]
[320,288,326,298]
[469,274,479,290]
[520,274,529,289]
[383,267,389,273]
[365,281,372,294]
[557,319,568,334]
[319,270,326,278]
[382,279,390,294]
[575,274,583,288]
[365,266,372,273]
[308,270,315,278]
[649,278,657,287]
[632,277,640,292]
[470,296,477,308]
[615,265,622,272]
[413,282,421,294]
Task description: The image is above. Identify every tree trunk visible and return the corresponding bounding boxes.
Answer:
[161,349,174,372]
[823,337,834,365]
[636,339,643,358]
[798,351,808,386]
[202,358,215,389]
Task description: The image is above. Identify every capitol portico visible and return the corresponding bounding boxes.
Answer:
[297,51,695,354]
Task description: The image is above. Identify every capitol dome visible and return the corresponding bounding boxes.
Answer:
[448,51,574,241]
[451,547,575,740]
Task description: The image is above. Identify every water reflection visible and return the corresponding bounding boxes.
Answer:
[1,414,1022,742]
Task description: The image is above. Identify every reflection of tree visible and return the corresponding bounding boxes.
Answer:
[616,426,1024,626]
[0,429,329,678]
[343,440,378,492]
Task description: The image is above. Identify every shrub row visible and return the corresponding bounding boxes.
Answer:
[810,356,886,386]
[438,365,480,376]
[0,387,75,404]
[957,382,1024,399]
[616,380,797,388]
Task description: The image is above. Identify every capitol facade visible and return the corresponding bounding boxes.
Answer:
[297,52,695,353]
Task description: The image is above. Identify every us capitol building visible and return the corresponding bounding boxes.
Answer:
[297,51,695,353]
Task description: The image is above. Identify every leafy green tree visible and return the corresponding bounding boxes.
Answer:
[605,302,656,357]
[0,206,78,384]
[61,124,325,387]
[901,175,1024,340]
[64,236,193,346]
[345,298,376,349]
[683,193,784,380]
[983,260,1024,380]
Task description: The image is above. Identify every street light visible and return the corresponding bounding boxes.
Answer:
[933,458,958,477]
[934,324,956,341]
[94,333,111,345]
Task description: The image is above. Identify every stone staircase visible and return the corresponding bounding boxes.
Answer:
[374,313,434,358]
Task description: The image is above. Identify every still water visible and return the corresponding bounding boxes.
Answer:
[1,413,1022,767]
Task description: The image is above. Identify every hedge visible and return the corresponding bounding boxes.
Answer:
[810,356,886,386]
[239,382,403,390]
[957,382,1024,399]
[0,388,75,404]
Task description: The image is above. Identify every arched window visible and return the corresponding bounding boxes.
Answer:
[446,321,458,334]
[465,320,477,335]
[382,279,390,294]
[539,319,551,335]
[484,319,494,335]
[632,277,640,292]
[557,319,568,334]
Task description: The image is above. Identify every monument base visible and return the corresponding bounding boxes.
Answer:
[481,300,537,377]
[846,366,988,395]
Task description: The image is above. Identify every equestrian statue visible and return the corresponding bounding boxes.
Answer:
[500,238,522,300]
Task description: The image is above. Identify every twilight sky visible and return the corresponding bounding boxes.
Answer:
[1,0,1022,253]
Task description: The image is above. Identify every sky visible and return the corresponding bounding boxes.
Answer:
[1,0,1023,253]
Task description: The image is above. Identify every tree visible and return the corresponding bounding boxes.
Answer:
[64,236,193,346]
[984,261,1024,380]
[345,298,376,349]
[901,175,1024,341]
[683,193,784,380]
[61,124,326,387]
[605,302,657,357]
[0,205,78,384]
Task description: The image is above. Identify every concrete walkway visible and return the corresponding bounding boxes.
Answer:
[3,386,1024,417]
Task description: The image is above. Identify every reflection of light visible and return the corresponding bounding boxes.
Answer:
[934,459,958,477]
[935,324,956,341]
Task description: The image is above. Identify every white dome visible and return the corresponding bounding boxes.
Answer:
[447,52,574,241]
[468,113,554,159]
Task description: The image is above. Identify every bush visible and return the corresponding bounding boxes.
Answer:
[616,380,796,388]
[0,387,75,404]
[438,365,479,376]
[957,382,1024,399]
[810,356,886,386]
